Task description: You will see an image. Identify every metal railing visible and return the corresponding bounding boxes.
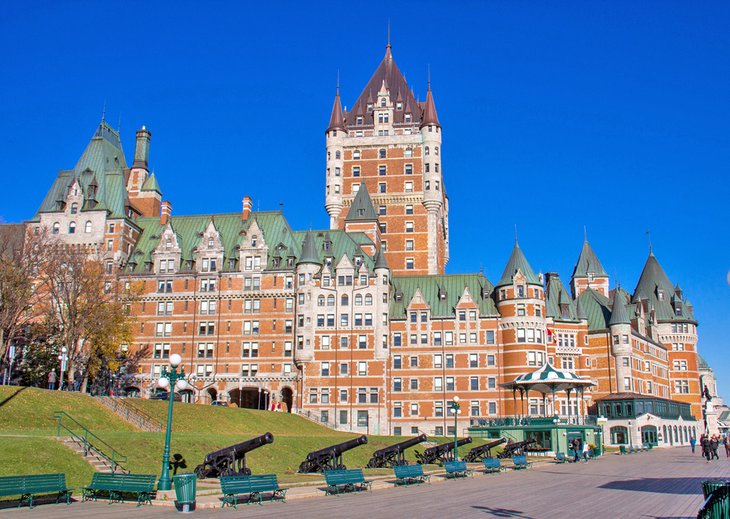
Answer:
[295,409,341,431]
[470,415,598,428]
[54,411,127,473]
[98,396,163,432]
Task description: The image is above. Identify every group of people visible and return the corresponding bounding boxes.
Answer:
[47,369,83,391]
[570,437,591,463]
[692,433,730,462]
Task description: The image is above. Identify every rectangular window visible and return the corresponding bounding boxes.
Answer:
[446,354,454,368]
[393,355,401,369]
[405,221,414,233]
[434,354,443,368]
[379,182,386,193]
[470,377,478,391]
[358,361,367,375]
[404,181,413,192]
[446,377,455,391]
[393,378,402,392]
[404,164,413,175]
[469,353,478,368]
[379,165,387,176]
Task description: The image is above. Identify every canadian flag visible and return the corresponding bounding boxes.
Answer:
[546,328,555,342]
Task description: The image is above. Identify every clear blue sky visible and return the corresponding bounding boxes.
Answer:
[1,2,728,395]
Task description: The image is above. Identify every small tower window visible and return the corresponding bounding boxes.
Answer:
[335,151,341,159]
[380,98,386,107]
[68,222,76,234]
[396,102,402,110]
[425,146,430,156]
[52,222,60,235]
[208,238,214,248]
[84,221,92,233]
[70,202,78,214]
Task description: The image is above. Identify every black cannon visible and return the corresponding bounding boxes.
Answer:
[298,435,368,473]
[366,434,428,468]
[463,438,507,462]
[415,437,473,465]
[497,438,536,459]
[194,432,274,479]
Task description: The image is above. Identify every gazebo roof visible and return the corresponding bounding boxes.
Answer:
[502,363,594,393]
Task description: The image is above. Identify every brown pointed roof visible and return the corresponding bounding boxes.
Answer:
[345,45,422,127]
[420,84,440,128]
[327,88,345,132]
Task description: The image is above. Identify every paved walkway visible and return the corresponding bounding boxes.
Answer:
[2,448,727,518]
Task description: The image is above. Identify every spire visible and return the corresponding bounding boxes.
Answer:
[374,248,389,270]
[141,172,161,194]
[327,80,345,132]
[572,238,607,278]
[632,250,674,303]
[297,230,321,265]
[345,183,378,221]
[497,242,540,287]
[609,291,630,326]
[420,73,441,128]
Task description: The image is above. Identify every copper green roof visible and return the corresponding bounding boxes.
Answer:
[345,183,378,221]
[297,230,321,265]
[632,251,696,323]
[545,274,578,321]
[141,172,161,193]
[374,248,389,270]
[390,274,498,319]
[608,290,630,326]
[572,240,607,278]
[496,243,540,287]
[697,354,710,370]
[33,121,130,220]
[576,288,612,331]
[292,229,375,270]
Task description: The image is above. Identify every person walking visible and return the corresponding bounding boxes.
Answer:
[572,438,580,463]
[710,436,720,460]
[724,436,730,458]
[47,369,56,390]
[701,435,711,462]
[690,436,696,454]
[582,441,590,463]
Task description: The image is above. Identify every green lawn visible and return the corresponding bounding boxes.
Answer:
[0,386,488,483]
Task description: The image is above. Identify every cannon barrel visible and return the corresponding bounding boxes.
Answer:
[205,432,274,463]
[305,435,368,460]
[372,434,427,458]
[464,438,506,462]
[425,436,472,454]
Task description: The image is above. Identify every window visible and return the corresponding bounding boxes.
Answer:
[435,401,444,417]
[405,148,413,158]
[393,355,402,369]
[674,380,690,394]
[488,377,496,389]
[84,220,92,233]
[487,355,495,366]
[406,258,414,270]
[379,182,386,193]
[197,343,214,358]
[393,378,402,392]
[393,333,402,347]
[410,403,419,417]
[404,164,413,175]
[405,221,414,233]
[241,342,259,358]
[434,354,443,368]
[52,222,60,234]
[469,354,478,368]
[321,362,330,376]
[157,279,173,293]
[68,222,76,234]
[358,361,367,375]
[404,181,413,193]
[379,165,387,176]
[153,343,170,359]
[157,301,174,316]
[517,304,526,316]
[378,205,386,216]
[471,401,480,417]
[446,377,455,391]
[517,328,526,343]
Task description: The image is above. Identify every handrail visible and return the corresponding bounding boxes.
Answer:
[105,397,163,431]
[698,485,730,519]
[53,411,127,473]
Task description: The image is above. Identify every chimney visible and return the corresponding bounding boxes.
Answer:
[133,125,152,169]
[242,196,252,221]
[160,200,172,225]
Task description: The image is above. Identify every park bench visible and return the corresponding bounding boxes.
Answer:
[323,469,372,495]
[220,474,287,508]
[512,455,531,470]
[393,464,430,486]
[482,458,504,474]
[0,473,72,509]
[82,473,156,506]
[443,461,471,478]
[554,452,567,464]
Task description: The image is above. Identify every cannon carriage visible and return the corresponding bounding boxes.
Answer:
[366,434,428,468]
[497,439,536,459]
[298,436,368,473]
[194,432,274,479]
[463,438,507,463]
[414,437,472,465]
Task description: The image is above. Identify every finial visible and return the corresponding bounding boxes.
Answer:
[514,224,519,246]
[583,225,588,243]
[646,229,653,255]
[101,99,107,123]
[427,64,431,91]
[279,201,284,213]
[336,69,340,95]
[387,19,391,48]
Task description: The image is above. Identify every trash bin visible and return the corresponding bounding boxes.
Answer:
[173,473,197,512]
[702,480,729,499]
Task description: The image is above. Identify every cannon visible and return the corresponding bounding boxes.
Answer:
[463,438,507,463]
[497,438,536,459]
[366,434,428,468]
[194,432,274,479]
[414,437,473,465]
[298,435,368,473]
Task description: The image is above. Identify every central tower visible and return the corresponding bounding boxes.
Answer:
[324,44,449,276]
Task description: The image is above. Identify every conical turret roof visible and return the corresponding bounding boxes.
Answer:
[141,172,161,194]
[374,248,389,270]
[345,183,378,221]
[609,290,630,326]
[327,88,346,132]
[632,251,674,303]
[297,230,321,265]
[572,239,607,278]
[497,242,540,287]
[420,84,440,128]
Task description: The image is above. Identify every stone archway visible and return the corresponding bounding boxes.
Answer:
[281,387,294,413]
[123,386,141,398]
[207,387,218,404]
[228,387,269,410]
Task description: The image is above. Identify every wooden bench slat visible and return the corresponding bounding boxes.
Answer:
[220,474,287,509]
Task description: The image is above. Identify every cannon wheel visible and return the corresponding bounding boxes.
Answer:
[194,464,208,479]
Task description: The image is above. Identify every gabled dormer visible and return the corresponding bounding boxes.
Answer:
[152,222,181,274]
[195,220,224,273]
[407,288,430,320]
[496,242,541,301]
[239,218,267,272]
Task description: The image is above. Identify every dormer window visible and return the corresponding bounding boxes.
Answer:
[380,98,386,107]
[70,203,78,214]
[252,235,257,247]
[354,256,362,267]
[165,239,172,250]
[356,116,363,125]
[658,290,664,301]
[405,113,412,123]
[587,272,595,282]
[208,238,214,249]
[367,103,373,111]
[396,102,402,110]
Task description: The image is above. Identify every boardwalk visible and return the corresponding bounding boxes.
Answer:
[2,447,727,518]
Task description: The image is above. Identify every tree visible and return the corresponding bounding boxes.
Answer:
[36,244,138,391]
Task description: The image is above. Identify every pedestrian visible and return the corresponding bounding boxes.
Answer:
[47,369,56,390]
[690,436,696,454]
[73,369,82,391]
[582,441,590,463]
[701,435,711,462]
[572,438,580,463]
[724,436,730,458]
[710,436,720,460]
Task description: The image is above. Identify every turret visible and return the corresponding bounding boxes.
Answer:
[325,87,345,229]
[133,126,152,169]
[609,290,632,391]
[344,183,380,255]
[421,80,443,275]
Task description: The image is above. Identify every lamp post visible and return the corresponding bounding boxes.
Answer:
[157,353,188,491]
[57,347,68,391]
[449,396,461,461]
[627,419,633,450]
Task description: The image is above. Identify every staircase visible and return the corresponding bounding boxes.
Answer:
[53,411,128,474]
[95,396,163,432]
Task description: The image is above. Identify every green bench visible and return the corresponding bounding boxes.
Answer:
[443,461,471,478]
[512,455,531,470]
[220,474,287,508]
[0,473,72,509]
[323,469,372,495]
[483,458,504,473]
[82,473,156,506]
[698,483,730,519]
[393,464,430,486]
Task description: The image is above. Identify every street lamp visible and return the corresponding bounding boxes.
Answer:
[157,353,188,491]
[57,347,68,391]
[449,396,461,461]
[627,419,633,450]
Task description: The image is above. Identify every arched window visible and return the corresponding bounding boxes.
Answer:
[435,146,440,156]
[52,222,60,235]
[317,296,325,307]
[341,294,349,306]
[84,221,92,233]
[365,294,373,306]
[68,222,76,234]
[327,295,335,307]
[354,294,363,306]
[70,202,78,214]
